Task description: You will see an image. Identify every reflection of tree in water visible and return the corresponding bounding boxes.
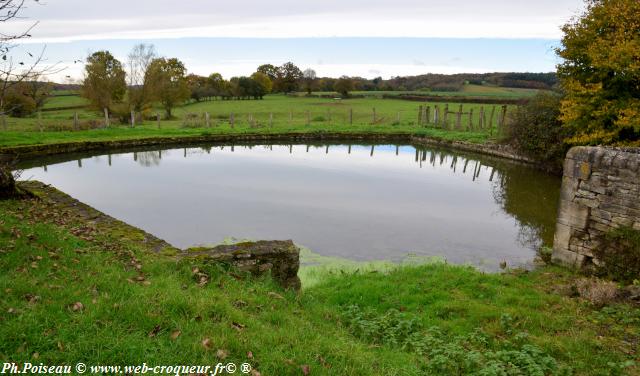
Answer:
[490,164,561,250]
[413,147,560,251]
[136,151,161,167]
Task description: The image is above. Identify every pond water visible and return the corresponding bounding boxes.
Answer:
[18,143,560,270]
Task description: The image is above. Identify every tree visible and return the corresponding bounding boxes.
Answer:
[22,76,53,110]
[186,74,209,102]
[145,58,190,119]
[257,64,279,82]
[302,68,317,95]
[250,72,272,97]
[334,76,355,97]
[557,0,640,145]
[208,73,226,99]
[0,1,60,123]
[4,82,36,117]
[127,43,156,111]
[81,51,127,111]
[277,62,302,94]
[506,93,570,171]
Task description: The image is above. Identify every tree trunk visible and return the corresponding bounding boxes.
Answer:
[0,166,17,200]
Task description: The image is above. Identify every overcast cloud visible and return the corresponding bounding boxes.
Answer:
[4,1,583,80]
[13,0,583,42]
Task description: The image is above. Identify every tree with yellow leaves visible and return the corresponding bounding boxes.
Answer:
[557,0,640,145]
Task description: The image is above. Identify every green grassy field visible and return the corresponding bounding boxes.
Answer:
[303,84,543,99]
[1,95,510,148]
[42,93,88,110]
[0,195,637,375]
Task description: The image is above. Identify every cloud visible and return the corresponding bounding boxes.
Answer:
[11,0,584,43]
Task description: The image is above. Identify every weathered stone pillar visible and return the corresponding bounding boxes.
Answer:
[183,240,301,290]
[552,146,640,268]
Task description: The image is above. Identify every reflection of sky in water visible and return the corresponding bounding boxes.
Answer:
[21,144,558,271]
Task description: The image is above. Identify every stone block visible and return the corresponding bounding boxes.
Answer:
[183,240,301,290]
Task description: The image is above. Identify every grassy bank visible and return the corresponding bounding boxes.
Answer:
[0,192,637,374]
[1,95,508,148]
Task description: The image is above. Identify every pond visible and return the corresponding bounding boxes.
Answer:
[18,143,561,270]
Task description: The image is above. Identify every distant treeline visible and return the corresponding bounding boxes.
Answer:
[52,72,557,94]
[372,72,557,92]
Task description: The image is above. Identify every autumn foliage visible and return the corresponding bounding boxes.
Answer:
[557,0,640,145]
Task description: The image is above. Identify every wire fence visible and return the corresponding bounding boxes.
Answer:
[0,103,512,136]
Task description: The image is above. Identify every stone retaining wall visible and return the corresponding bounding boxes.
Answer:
[552,146,640,268]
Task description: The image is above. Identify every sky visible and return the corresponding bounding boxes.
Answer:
[6,0,585,82]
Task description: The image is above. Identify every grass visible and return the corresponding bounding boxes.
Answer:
[1,95,508,148]
[0,194,637,375]
[42,93,88,110]
[303,84,543,99]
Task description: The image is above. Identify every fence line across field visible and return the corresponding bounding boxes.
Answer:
[2,103,511,136]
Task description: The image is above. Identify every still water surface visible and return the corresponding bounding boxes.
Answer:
[19,143,560,270]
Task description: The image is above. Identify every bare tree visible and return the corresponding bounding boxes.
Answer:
[127,43,156,111]
[302,68,317,95]
[0,0,61,127]
[127,43,156,87]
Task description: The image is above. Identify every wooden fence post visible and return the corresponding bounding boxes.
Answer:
[418,105,423,125]
[230,112,235,128]
[469,108,474,131]
[442,104,449,129]
[73,112,79,131]
[37,111,43,132]
[372,108,376,124]
[434,105,439,124]
[104,108,110,128]
[156,113,161,129]
[489,106,496,135]
[130,111,135,128]
[425,106,430,127]
[349,108,353,125]
[205,112,211,128]
[456,110,462,130]
[269,113,273,128]
[396,111,401,124]
[498,105,508,135]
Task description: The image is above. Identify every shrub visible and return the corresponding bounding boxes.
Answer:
[506,92,570,172]
[594,226,640,284]
[4,91,36,117]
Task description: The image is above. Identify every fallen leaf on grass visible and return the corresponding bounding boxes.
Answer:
[68,302,84,312]
[267,292,284,300]
[216,349,228,360]
[170,330,181,340]
[301,364,310,375]
[201,338,212,349]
